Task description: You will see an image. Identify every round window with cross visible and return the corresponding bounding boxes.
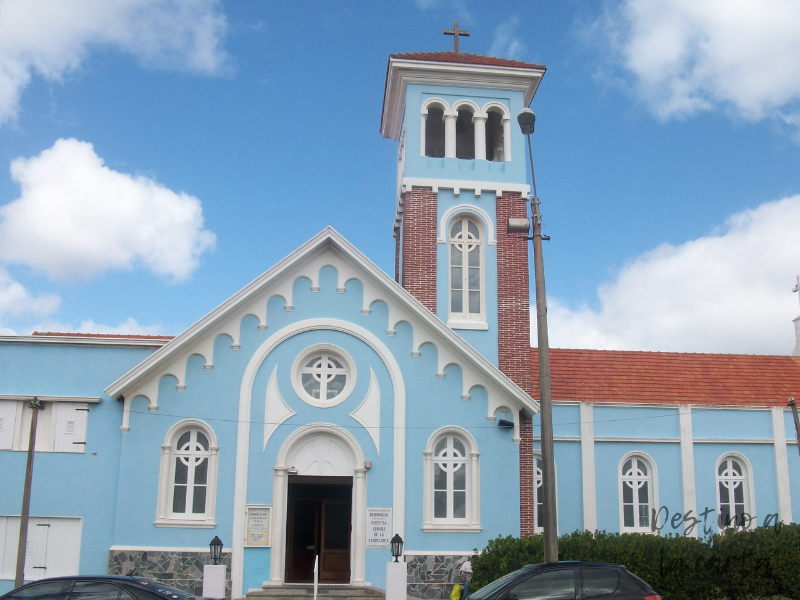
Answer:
[292,345,357,408]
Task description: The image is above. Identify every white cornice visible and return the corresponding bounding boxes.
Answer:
[0,394,102,403]
[0,335,169,348]
[381,58,546,140]
[104,227,538,417]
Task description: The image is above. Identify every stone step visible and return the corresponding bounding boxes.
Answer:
[246,584,385,600]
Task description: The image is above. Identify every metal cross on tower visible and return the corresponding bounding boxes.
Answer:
[444,20,470,53]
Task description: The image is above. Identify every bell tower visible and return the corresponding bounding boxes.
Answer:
[380,47,546,387]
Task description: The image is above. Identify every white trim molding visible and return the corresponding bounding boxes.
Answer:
[771,406,793,524]
[401,178,529,198]
[269,424,367,586]
[579,402,597,532]
[231,318,407,598]
[381,57,545,140]
[438,204,497,245]
[679,405,698,537]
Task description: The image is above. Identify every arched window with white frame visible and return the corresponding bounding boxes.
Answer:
[423,427,480,531]
[716,454,755,530]
[448,215,485,323]
[156,420,218,527]
[421,100,447,158]
[619,453,656,533]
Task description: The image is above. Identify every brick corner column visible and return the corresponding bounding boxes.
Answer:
[400,186,437,313]
[496,191,534,536]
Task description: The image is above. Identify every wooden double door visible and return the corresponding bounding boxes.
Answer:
[285,476,352,583]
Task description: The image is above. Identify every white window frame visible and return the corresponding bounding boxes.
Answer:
[156,419,218,528]
[447,215,486,328]
[291,344,357,408]
[716,453,756,530]
[423,426,480,532]
[618,452,658,534]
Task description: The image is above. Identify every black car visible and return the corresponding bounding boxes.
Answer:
[0,576,209,600]
[467,562,661,600]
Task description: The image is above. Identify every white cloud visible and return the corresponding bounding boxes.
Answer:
[595,0,800,126]
[0,0,228,127]
[75,317,163,336]
[547,195,800,355]
[489,17,526,61]
[0,138,216,282]
[0,267,60,333]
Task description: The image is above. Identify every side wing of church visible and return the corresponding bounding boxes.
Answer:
[1,48,800,600]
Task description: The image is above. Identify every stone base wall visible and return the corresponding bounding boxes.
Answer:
[108,549,232,599]
[406,554,470,600]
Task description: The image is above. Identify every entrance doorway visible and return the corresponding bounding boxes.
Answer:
[285,476,352,583]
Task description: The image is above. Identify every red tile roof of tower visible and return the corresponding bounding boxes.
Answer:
[390,51,546,70]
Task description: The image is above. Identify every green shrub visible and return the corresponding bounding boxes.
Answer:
[471,524,800,600]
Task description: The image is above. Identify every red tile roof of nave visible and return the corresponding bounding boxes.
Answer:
[531,348,800,407]
[31,331,175,340]
[390,51,546,70]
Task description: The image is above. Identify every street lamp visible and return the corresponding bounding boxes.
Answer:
[209,536,223,565]
[390,534,404,562]
[510,107,559,563]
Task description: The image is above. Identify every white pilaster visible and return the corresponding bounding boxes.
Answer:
[473,113,487,161]
[156,444,171,521]
[269,467,288,583]
[502,117,512,162]
[579,402,597,531]
[352,468,367,583]
[444,111,457,158]
[679,405,698,537]
[771,406,793,523]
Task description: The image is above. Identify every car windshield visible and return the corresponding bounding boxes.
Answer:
[129,578,196,599]
[468,568,532,600]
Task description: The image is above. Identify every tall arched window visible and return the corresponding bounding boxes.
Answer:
[423,427,480,530]
[156,420,218,526]
[532,451,558,534]
[423,106,445,158]
[619,454,656,533]
[455,108,475,159]
[449,216,484,322]
[716,454,754,530]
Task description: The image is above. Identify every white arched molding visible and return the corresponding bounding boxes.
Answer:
[438,205,497,245]
[231,319,406,597]
[481,102,512,162]
[270,424,367,586]
[420,98,450,157]
[715,452,757,531]
[120,262,365,428]
[155,419,219,528]
[423,426,480,532]
[618,452,658,534]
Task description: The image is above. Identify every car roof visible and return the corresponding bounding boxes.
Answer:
[524,561,627,569]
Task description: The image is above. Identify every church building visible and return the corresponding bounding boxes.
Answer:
[2,46,800,600]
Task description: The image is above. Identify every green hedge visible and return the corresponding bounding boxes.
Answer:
[471,524,800,600]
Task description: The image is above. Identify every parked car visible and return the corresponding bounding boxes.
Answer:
[0,576,209,600]
[467,561,662,600]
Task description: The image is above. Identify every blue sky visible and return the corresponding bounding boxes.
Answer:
[0,0,799,355]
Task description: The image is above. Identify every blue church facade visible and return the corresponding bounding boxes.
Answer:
[2,50,800,600]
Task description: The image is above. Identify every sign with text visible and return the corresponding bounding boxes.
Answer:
[366,507,392,549]
[245,505,271,547]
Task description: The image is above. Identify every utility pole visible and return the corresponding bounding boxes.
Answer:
[509,108,558,562]
[15,397,44,588]
[789,398,800,461]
